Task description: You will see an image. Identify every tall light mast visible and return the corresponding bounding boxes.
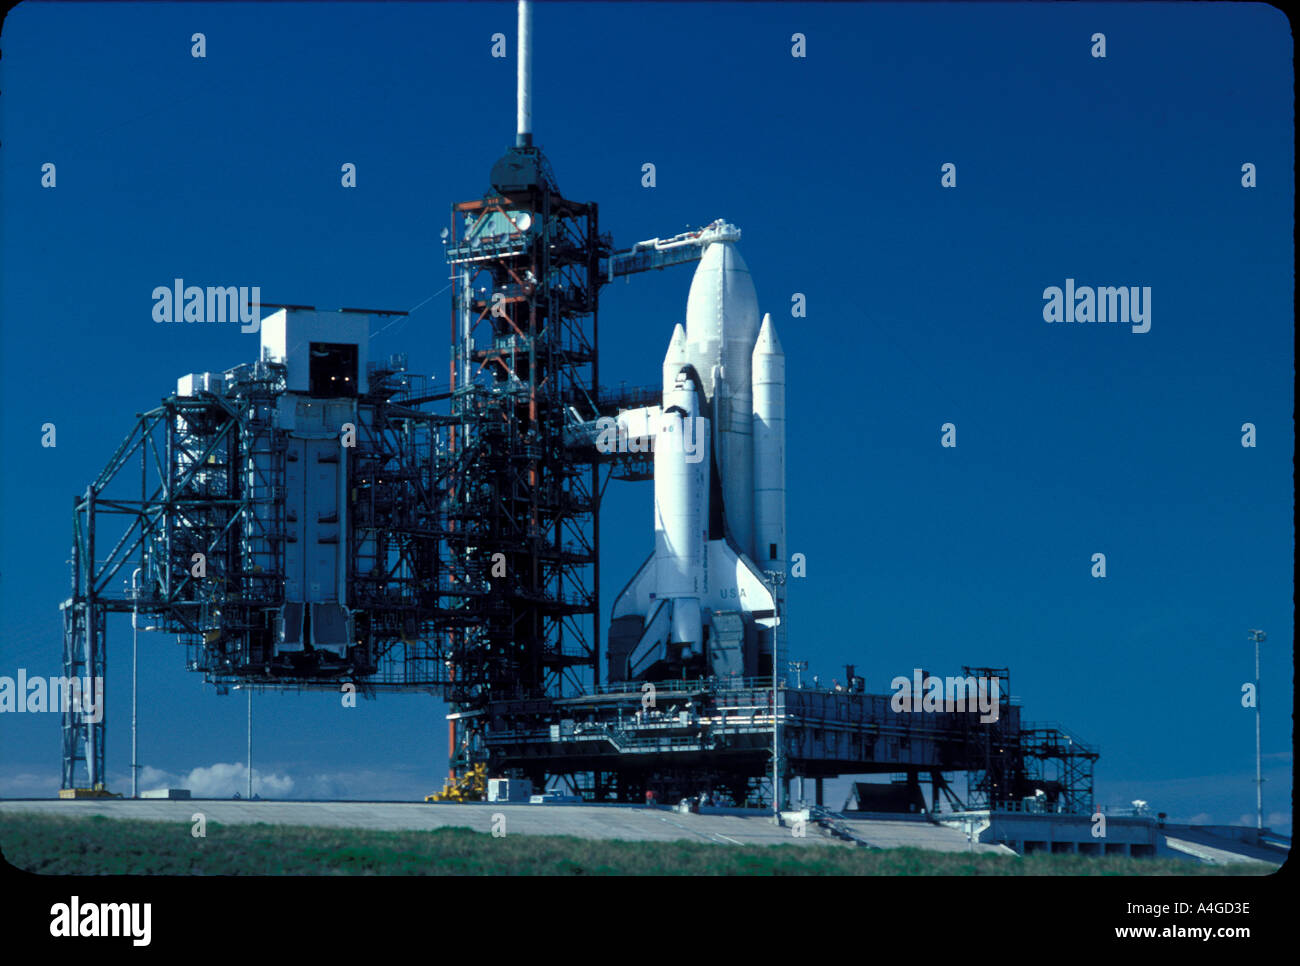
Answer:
[1248,629,1266,832]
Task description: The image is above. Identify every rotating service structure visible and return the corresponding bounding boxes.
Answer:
[59,309,451,789]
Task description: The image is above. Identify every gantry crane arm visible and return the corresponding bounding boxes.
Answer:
[599,219,740,282]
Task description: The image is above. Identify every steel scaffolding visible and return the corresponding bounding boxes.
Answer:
[60,356,450,789]
[439,144,606,780]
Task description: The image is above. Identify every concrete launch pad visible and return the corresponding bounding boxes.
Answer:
[1,801,1282,866]
[1,799,999,851]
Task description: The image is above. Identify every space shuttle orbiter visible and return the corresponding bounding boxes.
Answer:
[608,232,786,682]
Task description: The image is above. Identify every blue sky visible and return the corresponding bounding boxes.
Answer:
[0,2,1292,830]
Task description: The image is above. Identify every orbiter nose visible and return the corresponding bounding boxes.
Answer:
[662,322,688,394]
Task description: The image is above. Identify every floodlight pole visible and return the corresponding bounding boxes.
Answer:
[764,570,786,822]
[1248,629,1266,831]
[247,687,254,801]
[130,568,141,799]
[789,660,807,804]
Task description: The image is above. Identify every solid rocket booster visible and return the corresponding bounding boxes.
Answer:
[751,312,784,569]
[751,312,786,659]
[653,363,709,654]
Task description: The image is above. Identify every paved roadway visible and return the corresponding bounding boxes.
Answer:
[0,799,853,847]
[0,799,1025,852]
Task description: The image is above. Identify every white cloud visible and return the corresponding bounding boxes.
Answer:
[132,763,431,800]
[1,761,422,802]
[136,761,293,799]
[0,770,59,798]
[295,769,429,801]
[137,765,172,788]
[1099,766,1292,835]
[1237,811,1292,833]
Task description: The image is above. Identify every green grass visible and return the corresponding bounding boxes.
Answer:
[0,813,1272,876]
